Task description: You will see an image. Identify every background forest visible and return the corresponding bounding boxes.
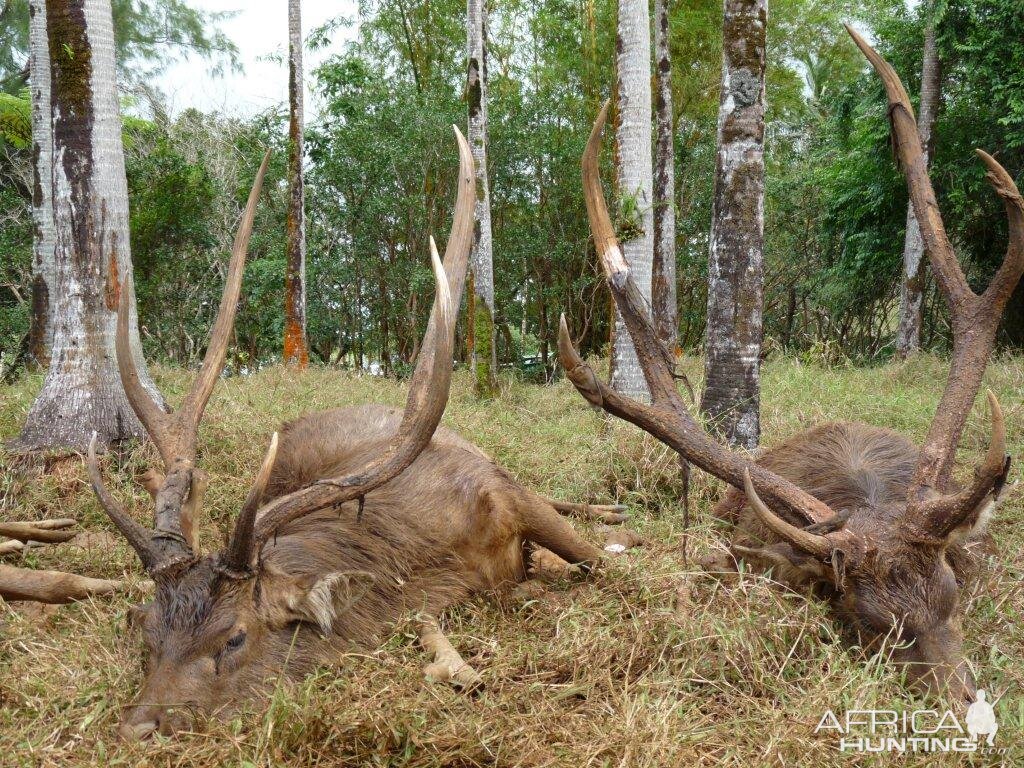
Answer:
[1,0,1023,378]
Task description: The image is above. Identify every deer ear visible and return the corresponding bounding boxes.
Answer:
[266,570,376,634]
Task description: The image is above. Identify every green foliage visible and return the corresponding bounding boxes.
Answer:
[3,0,1023,378]
[0,90,30,148]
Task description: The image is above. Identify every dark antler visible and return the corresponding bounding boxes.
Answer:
[846,26,1022,532]
[220,127,476,571]
[559,102,865,564]
[89,150,271,572]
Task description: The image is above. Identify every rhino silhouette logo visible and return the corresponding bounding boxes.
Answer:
[965,690,997,746]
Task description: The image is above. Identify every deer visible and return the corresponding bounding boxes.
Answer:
[558,28,1020,706]
[86,129,615,740]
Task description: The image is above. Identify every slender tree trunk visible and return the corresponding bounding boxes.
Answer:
[28,0,55,368]
[612,0,653,402]
[894,14,941,359]
[651,0,677,354]
[284,0,309,368]
[467,0,497,396]
[14,0,159,451]
[700,0,766,450]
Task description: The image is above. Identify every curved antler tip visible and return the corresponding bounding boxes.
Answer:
[986,389,1003,419]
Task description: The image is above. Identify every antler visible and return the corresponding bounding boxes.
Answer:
[220,127,475,572]
[847,27,1022,530]
[559,102,865,563]
[89,150,272,572]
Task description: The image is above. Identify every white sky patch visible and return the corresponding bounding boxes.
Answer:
[154,0,359,119]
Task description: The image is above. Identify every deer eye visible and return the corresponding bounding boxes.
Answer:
[224,630,246,652]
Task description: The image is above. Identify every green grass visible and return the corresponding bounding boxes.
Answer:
[0,354,1021,766]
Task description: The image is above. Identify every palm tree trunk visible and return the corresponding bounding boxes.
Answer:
[284,0,309,368]
[467,0,497,396]
[13,0,158,451]
[28,0,55,368]
[612,0,654,402]
[700,0,767,450]
[651,0,677,354]
[894,13,941,359]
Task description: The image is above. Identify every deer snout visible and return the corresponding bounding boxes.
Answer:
[118,704,197,740]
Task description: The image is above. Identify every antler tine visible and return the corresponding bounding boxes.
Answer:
[244,130,474,554]
[849,27,1024,510]
[916,391,1009,537]
[976,149,1024,306]
[560,104,845,535]
[178,149,273,451]
[222,432,279,574]
[844,25,972,309]
[86,432,160,571]
[115,287,172,464]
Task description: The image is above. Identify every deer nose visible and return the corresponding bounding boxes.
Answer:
[118,719,158,741]
[118,705,196,740]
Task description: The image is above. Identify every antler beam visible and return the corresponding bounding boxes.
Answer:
[846,26,1022,518]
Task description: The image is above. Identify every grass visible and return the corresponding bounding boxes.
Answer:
[0,354,1022,767]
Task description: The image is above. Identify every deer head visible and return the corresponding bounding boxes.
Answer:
[88,129,475,738]
[559,29,1021,704]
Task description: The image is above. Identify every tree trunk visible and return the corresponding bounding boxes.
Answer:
[612,0,654,402]
[466,0,497,396]
[284,0,309,368]
[651,0,677,354]
[13,0,161,452]
[28,0,55,368]
[700,0,766,450]
[894,13,941,359]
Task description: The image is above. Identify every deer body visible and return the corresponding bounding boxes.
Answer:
[91,132,609,739]
[127,404,600,737]
[263,403,599,596]
[561,32,1020,706]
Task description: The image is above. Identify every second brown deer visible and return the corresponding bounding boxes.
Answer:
[88,130,613,739]
[559,28,1020,705]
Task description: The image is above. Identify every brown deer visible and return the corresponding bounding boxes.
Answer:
[87,130,610,740]
[558,29,1020,705]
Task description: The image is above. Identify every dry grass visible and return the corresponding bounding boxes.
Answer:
[0,354,1021,767]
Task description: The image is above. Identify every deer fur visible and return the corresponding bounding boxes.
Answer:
[122,405,603,737]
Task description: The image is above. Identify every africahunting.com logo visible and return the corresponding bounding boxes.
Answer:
[815,690,1005,754]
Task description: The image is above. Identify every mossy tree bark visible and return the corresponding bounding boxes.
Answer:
[15,0,161,452]
[701,0,766,450]
[466,0,497,396]
[28,0,54,368]
[284,0,309,369]
[652,0,677,355]
[895,10,942,360]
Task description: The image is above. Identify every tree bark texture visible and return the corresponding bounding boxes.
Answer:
[652,0,677,354]
[701,0,766,450]
[894,16,941,359]
[467,0,497,395]
[14,0,159,451]
[612,0,653,402]
[284,0,309,368]
[28,0,55,367]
